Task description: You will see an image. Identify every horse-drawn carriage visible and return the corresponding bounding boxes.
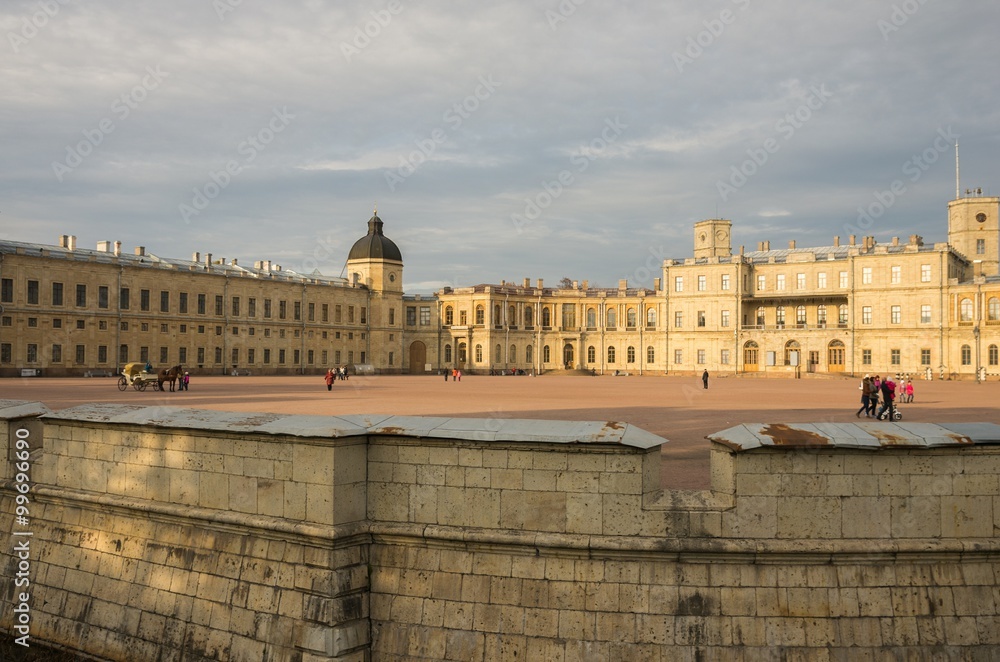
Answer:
[117,363,183,391]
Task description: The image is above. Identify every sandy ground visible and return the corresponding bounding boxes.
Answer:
[2,373,997,489]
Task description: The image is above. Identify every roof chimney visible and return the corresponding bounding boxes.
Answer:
[134,246,145,256]
[789,240,796,249]
[536,278,543,289]
[97,240,111,252]
[192,252,200,263]
[891,236,899,246]
[523,278,530,288]
[833,236,840,247]
[205,253,212,266]
[849,235,856,246]
[58,235,69,248]
[618,279,627,290]
[67,235,76,251]
[114,241,121,256]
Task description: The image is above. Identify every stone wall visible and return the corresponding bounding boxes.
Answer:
[1,402,999,660]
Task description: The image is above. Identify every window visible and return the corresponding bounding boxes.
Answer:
[519,308,527,328]
[445,344,453,363]
[721,274,730,291]
[509,345,516,363]
[720,349,730,365]
[674,276,683,292]
[587,346,596,363]
[444,306,453,325]
[961,345,971,366]
[320,302,326,322]
[744,341,759,366]
[817,305,827,327]
[27,280,39,305]
[796,306,806,325]
[475,306,484,325]
[420,306,430,326]
[697,275,706,291]
[697,311,706,327]
[607,346,616,363]
[891,266,901,284]
[543,345,550,363]
[308,303,315,322]
[525,346,532,364]
[627,346,635,363]
[121,321,129,331]
[495,344,502,362]
[776,274,785,291]
[198,294,207,315]
[862,306,872,324]
[697,349,706,364]
[27,318,37,327]
[542,307,551,327]
[120,345,129,364]
[862,267,872,284]
[757,275,765,291]
[0,278,12,303]
[263,349,270,364]
[27,344,38,363]
[76,284,87,307]
[406,307,416,326]
[891,305,901,324]
[674,311,683,328]
[626,308,636,328]
[180,293,188,314]
[160,291,170,313]
[921,305,931,324]
[298,302,305,322]
[990,345,998,366]
[232,297,240,316]
[977,238,986,255]
[796,273,805,290]
[606,308,616,328]
[817,273,827,289]
[140,289,150,311]
[244,348,250,364]
[646,346,654,364]
[756,307,765,326]
[775,306,785,327]
[990,298,1000,321]
[891,349,900,365]
[1,316,10,326]
[388,308,394,325]
[838,304,848,325]
[862,349,872,365]
[52,282,63,306]
[960,298,973,322]
[228,347,235,364]
[839,271,848,288]
[51,344,61,363]
[721,310,730,328]
[98,346,107,363]
[646,308,656,327]
[160,347,168,363]
[921,264,931,282]
[587,308,597,328]
[563,304,576,329]
[674,349,682,364]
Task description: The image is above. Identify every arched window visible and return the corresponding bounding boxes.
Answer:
[475,305,484,325]
[495,344,502,362]
[606,308,616,328]
[744,340,759,366]
[626,308,637,328]
[475,344,483,363]
[990,344,998,366]
[458,342,467,363]
[776,306,786,327]
[838,304,848,325]
[542,307,551,327]
[444,344,452,363]
[627,346,636,363]
[509,305,517,326]
[646,346,655,363]
[607,346,616,363]
[646,308,656,327]
[493,304,502,325]
[960,298,973,322]
[444,306,454,325]
[817,305,827,327]
[756,307,765,326]
[543,345,551,363]
[525,345,533,364]
[510,345,516,363]
[796,305,806,325]
[961,344,972,365]
[989,298,1000,321]
[586,307,596,328]
[524,306,534,328]
[587,345,596,363]
[784,340,800,365]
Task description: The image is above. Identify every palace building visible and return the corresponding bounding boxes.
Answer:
[1,193,999,378]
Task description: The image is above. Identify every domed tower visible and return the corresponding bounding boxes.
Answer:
[346,209,404,372]
[346,209,403,293]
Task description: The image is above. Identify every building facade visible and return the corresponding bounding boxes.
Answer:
[2,194,999,378]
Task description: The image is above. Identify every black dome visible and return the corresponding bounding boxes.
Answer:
[347,213,402,262]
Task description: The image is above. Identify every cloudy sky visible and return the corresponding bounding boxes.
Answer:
[2,0,998,293]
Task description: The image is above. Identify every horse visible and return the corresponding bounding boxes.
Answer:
[158,365,183,392]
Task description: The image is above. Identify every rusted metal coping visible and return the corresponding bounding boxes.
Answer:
[708,422,1000,451]
[31,403,667,449]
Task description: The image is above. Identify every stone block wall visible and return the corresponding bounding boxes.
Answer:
[1,403,999,660]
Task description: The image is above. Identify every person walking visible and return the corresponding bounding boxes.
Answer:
[181,372,190,391]
[325,368,335,391]
[905,380,914,403]
[702,369,709,389]
[876,376,896,420]
[856,374,872,418]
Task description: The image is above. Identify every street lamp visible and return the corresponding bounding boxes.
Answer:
[974,325,981,384]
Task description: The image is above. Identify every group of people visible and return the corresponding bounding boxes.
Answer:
[446,369,462,381]
[856,374,913,419]
[323,366,350,390]
[143,361,190,390]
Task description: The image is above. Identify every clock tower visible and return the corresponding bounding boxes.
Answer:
[693,219,732,259]
[948,194,1000,277]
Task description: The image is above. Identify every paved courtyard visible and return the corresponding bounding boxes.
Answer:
[3,373,998,489]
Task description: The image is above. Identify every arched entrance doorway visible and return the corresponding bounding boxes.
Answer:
[563,343,574,369]
[743,341,759,372]
[408,341,426,374]
[828,340,845,372]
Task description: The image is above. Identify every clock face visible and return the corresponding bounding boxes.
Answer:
[716,230,728,241]
[389,273,396,282]
[977,213,987,223]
